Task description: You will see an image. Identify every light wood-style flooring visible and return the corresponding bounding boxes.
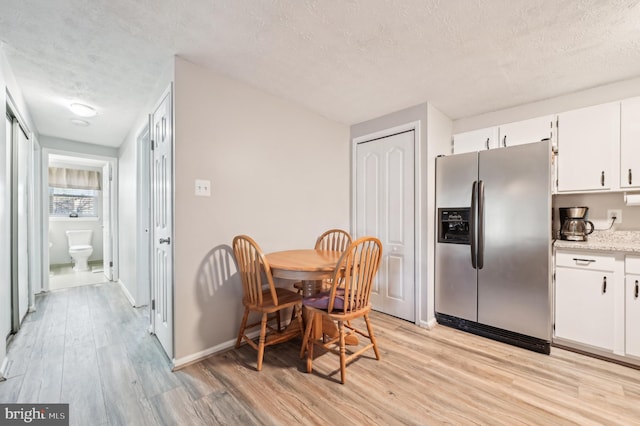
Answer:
[2,282,640,425]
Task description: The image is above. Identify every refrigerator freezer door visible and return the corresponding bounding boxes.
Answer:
[477,142,552,340]
[435,152,479,321]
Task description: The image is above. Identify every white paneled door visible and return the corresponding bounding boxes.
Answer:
[151,88,174,359]
[356,130,415,322]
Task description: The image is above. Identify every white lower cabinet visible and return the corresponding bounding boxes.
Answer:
[555,249,640,363]
[555,252,616,351]
[626,256,640,358]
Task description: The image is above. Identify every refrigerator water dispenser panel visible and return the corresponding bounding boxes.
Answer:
[438,208,470,244]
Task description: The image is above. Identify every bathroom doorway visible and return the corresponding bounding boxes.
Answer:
[42,151,116,291]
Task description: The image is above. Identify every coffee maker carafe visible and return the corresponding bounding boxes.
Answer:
[559,206,595,241]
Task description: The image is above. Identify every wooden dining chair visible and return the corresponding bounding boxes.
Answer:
[232,235,304,371]
[294,229,352,295]
[301,236,382,384]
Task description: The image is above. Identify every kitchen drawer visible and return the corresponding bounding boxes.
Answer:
[627,256,640,274]
[555,250,615,271]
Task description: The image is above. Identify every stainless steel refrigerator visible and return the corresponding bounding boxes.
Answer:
[435,141,552,354]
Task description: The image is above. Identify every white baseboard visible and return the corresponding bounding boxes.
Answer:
[0,357,8,381]
[172,329,262,371]
[117,279,136,306]
[420,318,438,330]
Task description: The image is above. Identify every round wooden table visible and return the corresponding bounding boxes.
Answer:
[265,249,358,345]
[266,249,342,283]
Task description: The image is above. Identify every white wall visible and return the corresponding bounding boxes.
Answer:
[350,103,452,329]
[48,220,103,265]
[40,137,118,283]
[117,129,138,300]
[554,193,640,233]
[453,76,640,133]
[39,136,118,157]
[173,57,350,360]
[47,161,104,265]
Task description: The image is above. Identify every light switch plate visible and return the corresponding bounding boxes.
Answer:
[195,179,211,197]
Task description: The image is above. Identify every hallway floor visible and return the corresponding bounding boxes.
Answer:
[0,282,173,425]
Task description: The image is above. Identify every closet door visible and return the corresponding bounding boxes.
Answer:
[12,118,30,329]
[356,130,415,321]
[2,115,12,354]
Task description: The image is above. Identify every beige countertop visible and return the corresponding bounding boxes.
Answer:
[553,230,640,253]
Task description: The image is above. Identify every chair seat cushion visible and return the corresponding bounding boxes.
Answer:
[303,289,346,311]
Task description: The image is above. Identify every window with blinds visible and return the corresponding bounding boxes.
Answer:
[48,166,101,217]
[49,187,100,217]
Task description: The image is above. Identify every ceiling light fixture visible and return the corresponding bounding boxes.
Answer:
[70,118,90,127]
[69,102,97,117]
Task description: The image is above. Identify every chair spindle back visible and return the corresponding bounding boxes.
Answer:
[232,235,278,306]
[328,237,382,314]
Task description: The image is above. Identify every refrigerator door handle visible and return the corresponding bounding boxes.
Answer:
[477,180,485,269]
[470,181,477,269]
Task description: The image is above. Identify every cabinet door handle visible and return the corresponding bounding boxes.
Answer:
[573,258,595,265]
[630,169,633,185]
[485,138,490,150]
[635,280,638,299]
[602,276,607,294]
[503,135,507,147]
[601,171,605,187]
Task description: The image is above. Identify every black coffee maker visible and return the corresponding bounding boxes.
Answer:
[559,207,595,241]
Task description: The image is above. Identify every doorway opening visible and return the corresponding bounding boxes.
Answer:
[42,152,116,291]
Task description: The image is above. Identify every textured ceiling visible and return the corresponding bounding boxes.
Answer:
[1,0,640,147]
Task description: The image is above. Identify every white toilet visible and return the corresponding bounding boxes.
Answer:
[66,230,94,272]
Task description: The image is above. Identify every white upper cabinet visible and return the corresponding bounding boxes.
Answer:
[557,102,620,192]
[621,97,640,189]
[498,115,554,148]
[452,126,498,154]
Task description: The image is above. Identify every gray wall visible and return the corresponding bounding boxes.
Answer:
[172,57,350,361]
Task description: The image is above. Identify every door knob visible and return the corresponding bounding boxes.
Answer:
[159,237,171,244]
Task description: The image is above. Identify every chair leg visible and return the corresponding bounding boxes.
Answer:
[295,305,304,338]
[256,313,268,371]
[338,320,346,384]
[235,307,249,348]
[276,310,282,332]
[306,322,314,374]
[364,314,380,360]
[300,310,314,358]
